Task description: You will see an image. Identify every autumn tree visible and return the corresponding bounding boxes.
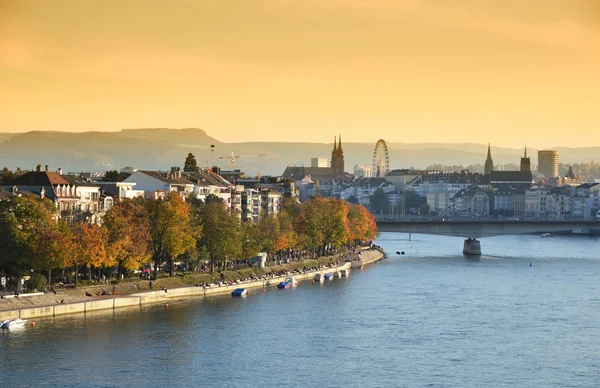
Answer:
[145,193,196,277]
[103,198,150,278]
[71,223,109,284]
[345,203,378,246]
[184,153,198,172]
[33,220,74,285]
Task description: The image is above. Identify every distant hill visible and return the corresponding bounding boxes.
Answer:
[0,128,598,176]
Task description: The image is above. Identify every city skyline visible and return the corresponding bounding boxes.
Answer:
[1,1,599,148]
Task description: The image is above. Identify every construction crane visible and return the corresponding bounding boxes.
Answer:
[218,151,266,171]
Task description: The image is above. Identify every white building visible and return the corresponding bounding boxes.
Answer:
[311,158,328,168]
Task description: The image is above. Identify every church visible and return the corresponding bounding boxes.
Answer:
[281,134,353,183]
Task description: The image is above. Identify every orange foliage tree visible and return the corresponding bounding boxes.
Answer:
[103,198,151,278]
[71,223,110,284]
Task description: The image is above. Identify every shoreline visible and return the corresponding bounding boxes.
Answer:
[0,248,385,321]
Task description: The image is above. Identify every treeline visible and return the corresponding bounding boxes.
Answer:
[0,195,377,285]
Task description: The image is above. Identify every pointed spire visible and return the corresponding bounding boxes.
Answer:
[333,136,337,152]
[338,133,342,150]
[487,143,492,158]
[524,144,527,158]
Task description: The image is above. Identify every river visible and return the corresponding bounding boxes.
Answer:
[2,233,600,387]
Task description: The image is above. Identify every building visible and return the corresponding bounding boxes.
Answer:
[123,169,196,199]
[353,165,372,178]
[489,171,532,190]
[331,135,345,179]
[538,150,559,178]
[4,165,103,223]
[311,158,328,168]
[484,144,494,175]
[520,146,531,172]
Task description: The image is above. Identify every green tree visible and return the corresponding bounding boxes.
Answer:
[346,194,359,204]
[146,194,196,277]
[194,200,241,272]
[0,197,57,276]
[184,153,198,172]
[370,188,389,214]
[299,196,348,256]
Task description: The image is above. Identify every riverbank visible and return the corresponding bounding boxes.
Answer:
[0,248,385,321]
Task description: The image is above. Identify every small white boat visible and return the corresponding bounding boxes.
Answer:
[540,233,552,238]
[340,269,350,277]
[1,318,28,329]
[313,273,325,282]
[231,288,248,297]
[277,277,299,289]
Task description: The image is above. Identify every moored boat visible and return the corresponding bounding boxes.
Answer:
[1,318,28,329]
[340,269,350,277]
[324,273,334,280]
[231,288,248,297]
[333,271,341,278]
[276,277,298,289]
[314,273,325,282]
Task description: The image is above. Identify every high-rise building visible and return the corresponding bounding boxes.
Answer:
[484,143,494,175]
[353,164,372,178]
[520,146,531,172]
[538,150,559,178]
[311,157,328,168]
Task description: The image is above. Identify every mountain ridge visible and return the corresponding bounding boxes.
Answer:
[0,128,598,175]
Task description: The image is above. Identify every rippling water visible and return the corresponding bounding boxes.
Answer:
[2,233,600,387]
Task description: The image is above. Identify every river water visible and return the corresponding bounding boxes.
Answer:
[2,233,600,387]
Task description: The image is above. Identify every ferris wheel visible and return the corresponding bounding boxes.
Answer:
[373,139,390,178]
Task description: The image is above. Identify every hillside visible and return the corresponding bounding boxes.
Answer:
[0,129,598,176]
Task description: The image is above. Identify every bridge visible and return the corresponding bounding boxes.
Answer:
[376,219,600,255]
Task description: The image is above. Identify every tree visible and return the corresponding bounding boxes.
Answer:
[146,194,196,277]
[0,196,58,276]
[184,153,198,172]
[71,223,109,284]
[345,203,378,246]
[298,196,348,256]
[346,194,359,204]
[194,200,241,272]
[419,203,430,216]
[240,221,264,265]
[103,198,150,277]
[33,220,74,285]
[370,188,389,214]
[103,170,130,182]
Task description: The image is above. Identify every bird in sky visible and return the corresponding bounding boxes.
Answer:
[348,82,356,88]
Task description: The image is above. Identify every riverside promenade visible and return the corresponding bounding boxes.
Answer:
[0,248,385,321]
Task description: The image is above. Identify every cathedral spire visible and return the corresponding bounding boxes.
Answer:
[338,133,342,151]
[484,143,494,175]
[524,144,527,158]
[333,136,337,152]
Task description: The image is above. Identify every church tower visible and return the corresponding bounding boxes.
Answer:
[331,134,345,178]
[520,146,531,172]
[484,143,494,175]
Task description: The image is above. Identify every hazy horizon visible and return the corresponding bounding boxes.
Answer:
[1,1,599,148]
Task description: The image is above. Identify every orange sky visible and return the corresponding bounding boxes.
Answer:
[1,0,599,148]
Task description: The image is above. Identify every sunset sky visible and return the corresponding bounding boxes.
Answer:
[1,0,599,147]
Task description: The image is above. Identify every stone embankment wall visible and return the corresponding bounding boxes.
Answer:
[0,262,362,321]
